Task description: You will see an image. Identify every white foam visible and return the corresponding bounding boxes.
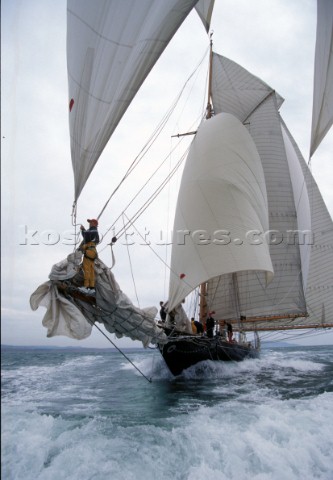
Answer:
[3,347,333,479]
[4,392,333,480]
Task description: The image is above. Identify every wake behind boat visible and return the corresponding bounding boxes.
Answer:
[30,1,333,377]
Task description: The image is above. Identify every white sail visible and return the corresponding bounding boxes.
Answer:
[168,113,274,311]
[282,121,333,328]
[32,0,217,347]
[310,0,333,157]
[30,255,167,346]
[67,0,211,201]
[211,55,284,122]
[31,2,333,352]
[205,53,333,330]
[206,54,309,323]
[195,0,215,32]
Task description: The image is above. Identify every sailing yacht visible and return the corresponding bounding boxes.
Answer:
[30,0,333,376]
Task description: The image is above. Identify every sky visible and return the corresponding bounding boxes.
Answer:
[2,0,333,349]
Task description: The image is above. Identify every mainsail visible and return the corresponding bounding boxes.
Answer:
[310,0,333,157]
[204,53,333,331]
[67,0,214,201]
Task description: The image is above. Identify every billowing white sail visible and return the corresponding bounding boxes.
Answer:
[67,0,212,201]
[168,113,274,311]
[310,0,333,157]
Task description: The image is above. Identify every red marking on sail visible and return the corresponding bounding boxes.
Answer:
[69,98,74,112]
[180,273,186,279]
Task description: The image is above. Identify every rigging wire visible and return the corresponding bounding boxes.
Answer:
[70,202,81,251]
[122,213,141,309]
[96,47,209,223]
[119,212,200,299]
[98,144,191,253]
[92,322,152,383]
[98,113,203,249]
[163,135,173,300]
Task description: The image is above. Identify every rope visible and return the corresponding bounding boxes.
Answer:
[92,322,152,383]
[119,212,199,298]
[98,144,190,253]
[96,47,209,223]
[122,213,141,308]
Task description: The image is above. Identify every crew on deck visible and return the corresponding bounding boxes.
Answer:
[206,312,215,338]
[191,318,204,335]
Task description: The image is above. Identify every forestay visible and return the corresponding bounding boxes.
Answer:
[67,0,214,201]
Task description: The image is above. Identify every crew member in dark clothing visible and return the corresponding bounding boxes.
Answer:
[206,313,215,338]
[159,301,167,322]
[194,320,204,334]
[191,318,204,334]
[79,218,100,293]
[227,322,233,342]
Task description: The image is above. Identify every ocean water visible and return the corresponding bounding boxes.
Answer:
[2,345,333,480]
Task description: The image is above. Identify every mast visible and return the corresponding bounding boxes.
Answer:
[199,34,213,324]
[206,33,214,120]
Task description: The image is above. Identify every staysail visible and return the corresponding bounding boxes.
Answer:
[310,0,333,157]
[168,112,274,311]
[67,0,214,201]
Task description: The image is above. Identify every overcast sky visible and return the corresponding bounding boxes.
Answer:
[2,0,333,349]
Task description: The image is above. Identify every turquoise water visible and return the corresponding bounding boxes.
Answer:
[2,345,333,479]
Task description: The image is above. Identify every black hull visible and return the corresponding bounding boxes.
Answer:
[158,333,259,376]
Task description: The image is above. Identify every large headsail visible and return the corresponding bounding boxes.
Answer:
[168,112,274,311]
[310,0,333,157]
[67,0,214,201]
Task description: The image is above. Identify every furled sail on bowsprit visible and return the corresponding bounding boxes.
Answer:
[30,253,168,347]
[67,0,214,201]
[310,0,333,157]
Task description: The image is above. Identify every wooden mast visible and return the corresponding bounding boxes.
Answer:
[199,34,213,324]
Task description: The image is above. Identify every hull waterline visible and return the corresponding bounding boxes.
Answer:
[158,333,259,376]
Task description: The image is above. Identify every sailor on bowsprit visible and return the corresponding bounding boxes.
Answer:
[78,218,100,294]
